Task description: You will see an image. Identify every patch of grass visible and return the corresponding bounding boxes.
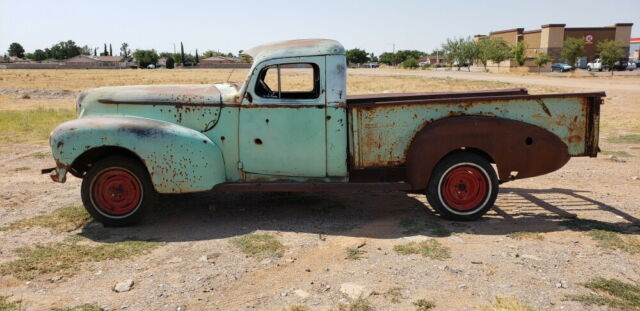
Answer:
[286,305,309,311]
[393,240,451,260]
[569,278,640,310]
[11,167,29,172]
[231,233,285,259]
[31,151,48,159]
[0,237,163,280]
[0,108,75,143]
[399,217,451,237]
[480,297,534,311]
[346,247,366,260]
[383,287,403,303]
[335,297,372,311]
[587,230,640,254]
[608,134,640,144]
[413,299,436,311]
[509,231,545,241]
[20,94,30,99]
[560,218,626,233]
[0,296,23,311]
[601,150,633,157]
[52,304,103,311]
[0,206,92,232]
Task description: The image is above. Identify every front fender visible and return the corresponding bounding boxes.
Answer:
[50,116,225,193]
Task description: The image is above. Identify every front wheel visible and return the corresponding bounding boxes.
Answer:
[81,156,156,226]
[426,152,499,221]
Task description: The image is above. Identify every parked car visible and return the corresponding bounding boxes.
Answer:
[44,39,604,225]
[587,59,603,71]
[552,63,572,72]
[626,61,637,71]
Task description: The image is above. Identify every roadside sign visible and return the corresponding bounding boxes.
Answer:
[585,34,594,45]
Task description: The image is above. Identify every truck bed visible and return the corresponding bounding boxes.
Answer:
[347,88,604,176]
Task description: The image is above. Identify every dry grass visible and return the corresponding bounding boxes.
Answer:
[346,247,366,260]
[393,240,451,260]
[586,230,640,254]
[0,108,75,143]
[413,299,436,310]
[52,304,103,311]
[0,206,91,232]
[231,233,285,259]
[480,297,534,311]
[0,296,23,311]
[570,278,640,310]
[508,231,545,241]
[0,237,163,280]
[334,297,372,311]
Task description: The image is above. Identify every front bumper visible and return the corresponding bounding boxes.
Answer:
[41,166,67,183]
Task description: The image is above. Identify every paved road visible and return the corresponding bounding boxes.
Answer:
[349,68,640,93]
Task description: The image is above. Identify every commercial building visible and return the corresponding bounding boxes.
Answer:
[475,23,633,71]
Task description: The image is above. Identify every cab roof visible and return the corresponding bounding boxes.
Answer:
[243,39,345,63]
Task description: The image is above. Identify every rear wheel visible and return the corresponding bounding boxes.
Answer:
[426,152,498,221]
[81,156,156,226]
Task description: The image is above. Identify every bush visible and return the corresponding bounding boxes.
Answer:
[166,56,175,69]
[401,57,419,69]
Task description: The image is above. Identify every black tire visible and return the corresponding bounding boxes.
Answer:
[81,155,156,226]
[426,152,499,221]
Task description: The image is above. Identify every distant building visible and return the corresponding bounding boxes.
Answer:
[66,55,126,68]
[200,56,237,64]
[475,23,633,71]
[417,55,444,65]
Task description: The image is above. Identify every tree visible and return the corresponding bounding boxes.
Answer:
[81,45,91,55]
[166,56,175,69]
[180,42,185,65]
[561,37,584,68]
[32,49,47,61]
[101,43,108,56]
[345,48,369,65]
[534,52,550,73]
[476,39,493,71]
[195,49,199,64]
[49,40,82,60]
[133,49,159,68]
[461,39,478,71]
[94,47,97,56]
[401,57,418,69]
[512,40,527,66]
[109,44,113,56]
[120,43,131,60]
[8,42,25,58]
[487,39,511,71]
[442,37,470,70]
[597,40,624,76]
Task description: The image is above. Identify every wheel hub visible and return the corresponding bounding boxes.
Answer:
[441,166,488,211]
[92,169,142,216]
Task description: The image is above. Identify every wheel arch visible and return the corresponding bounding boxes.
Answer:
[406,116,570,190]
[51,116,227,193]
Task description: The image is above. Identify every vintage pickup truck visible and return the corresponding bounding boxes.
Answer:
[45,39,603,225]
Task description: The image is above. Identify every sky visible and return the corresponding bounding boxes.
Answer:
[1,0,638,56]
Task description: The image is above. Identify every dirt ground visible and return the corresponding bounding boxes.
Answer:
[1,69,639,311]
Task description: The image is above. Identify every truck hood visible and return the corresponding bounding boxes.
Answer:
[76,83,242,132]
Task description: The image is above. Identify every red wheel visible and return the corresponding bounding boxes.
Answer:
[81,156,155,226]
[426,152,499,221]
[440,166,488,211]
[91,168,142,216]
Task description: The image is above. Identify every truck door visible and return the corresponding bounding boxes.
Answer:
[239,57,327,178]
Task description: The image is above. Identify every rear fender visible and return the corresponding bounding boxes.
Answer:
[406,116,570,189]
[50,117,225,193]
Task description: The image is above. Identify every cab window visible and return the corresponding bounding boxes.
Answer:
[255,63,319,99]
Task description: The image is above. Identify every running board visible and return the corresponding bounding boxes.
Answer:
[213,182,412,192]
